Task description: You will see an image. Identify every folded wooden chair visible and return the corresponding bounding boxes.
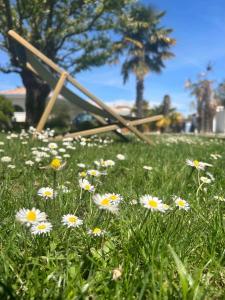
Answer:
[8,30,161,143]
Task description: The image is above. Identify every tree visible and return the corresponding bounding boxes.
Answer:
[0,95,14,129]
[162,94,171,116]
[185,65,218,132]
[114,4,175,119]
[0,0,133,126]
[215,80,225,106]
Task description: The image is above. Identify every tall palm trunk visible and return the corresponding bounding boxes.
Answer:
[21,68,51,127]
[136,77,144,119]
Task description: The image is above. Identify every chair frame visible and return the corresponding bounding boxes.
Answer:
[8,30,161,143]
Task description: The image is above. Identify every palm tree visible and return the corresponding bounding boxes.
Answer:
[115,4,175,119]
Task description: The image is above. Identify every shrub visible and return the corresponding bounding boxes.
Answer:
[0,95,14,129]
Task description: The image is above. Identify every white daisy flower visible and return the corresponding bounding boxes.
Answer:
[1,156,12,163]
[161,203,172,212]
[143,166,153,171]
[25,160,34,166]
[186,159,212,170]
[37,187,56,199]
[93,194,119,213]
[79,179,95,192]
[116,154,125,160]
[58,185,70,193]
[79,171,87,178]
[140,195,164,211]
[200,177,211,184]
[174,197,190,211]
[62,214,83,228]
[31,222,52,235]
[105,193,123,204]
[48,143,58,150]
[214,196,225,202]
[104,160,115,167]
[16,208,47,226]
[77,163,86,169]
[88,227,105,236]
[7,164,15,169]
[87,169,101,177]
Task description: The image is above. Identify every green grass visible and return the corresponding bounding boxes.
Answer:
[1,133,225,299]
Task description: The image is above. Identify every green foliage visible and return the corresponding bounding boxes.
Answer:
[0,135,225,298]
[0,0,134,74]
[114,4,176,83]
[46,101,71,132]
[0,95,14,129]
[215,80,225,106]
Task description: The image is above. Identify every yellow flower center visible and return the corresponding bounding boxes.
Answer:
[148,199,158,208]
[93,228,101,234]
[50,158,61,170]
[37,224,47,230]
[101,198,110,206]
[84,184,91,190]
[110,195,118,201]
[177,200,185,207]
[26,211,37,221]
[193,160,199,167]
[80,172,87,177]
[44,191,52,197]
[90,171,96,175]
[68,216,77,223]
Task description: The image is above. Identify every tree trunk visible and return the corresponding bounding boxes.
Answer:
[20,68,51,127]
[136,77,144,119]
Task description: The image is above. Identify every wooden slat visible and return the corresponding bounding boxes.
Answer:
[53,115,162,140]
[36,72,68,132]
[8,30,152,145]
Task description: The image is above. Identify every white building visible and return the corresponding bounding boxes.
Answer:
[0,86,133,123]
[213,106,225,133]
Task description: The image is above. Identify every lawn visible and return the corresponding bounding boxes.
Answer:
[0,132,225,299]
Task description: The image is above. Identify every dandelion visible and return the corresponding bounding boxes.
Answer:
[16,208,47,226]
[174,197,190,211]
[79,179,95,192]
[1,156,12,163]
[50,158,65,170]
[37,187,56,199]
[93,194,119,213]
[62,214,83,228]
[88,227,105,236]
[31,222,52,235]
[140,195,164,211]
[116,154,125,160]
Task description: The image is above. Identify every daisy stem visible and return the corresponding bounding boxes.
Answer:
[139,210,151,230]
[196,182,204,197]
[79,188,83,200]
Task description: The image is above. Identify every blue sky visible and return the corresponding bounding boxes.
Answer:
[0,0,224,116]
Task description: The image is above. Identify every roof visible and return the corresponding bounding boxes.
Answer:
[0,87,25,95]
[0,86,64,99]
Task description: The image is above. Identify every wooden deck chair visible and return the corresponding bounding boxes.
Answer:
[8,30,156,144]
